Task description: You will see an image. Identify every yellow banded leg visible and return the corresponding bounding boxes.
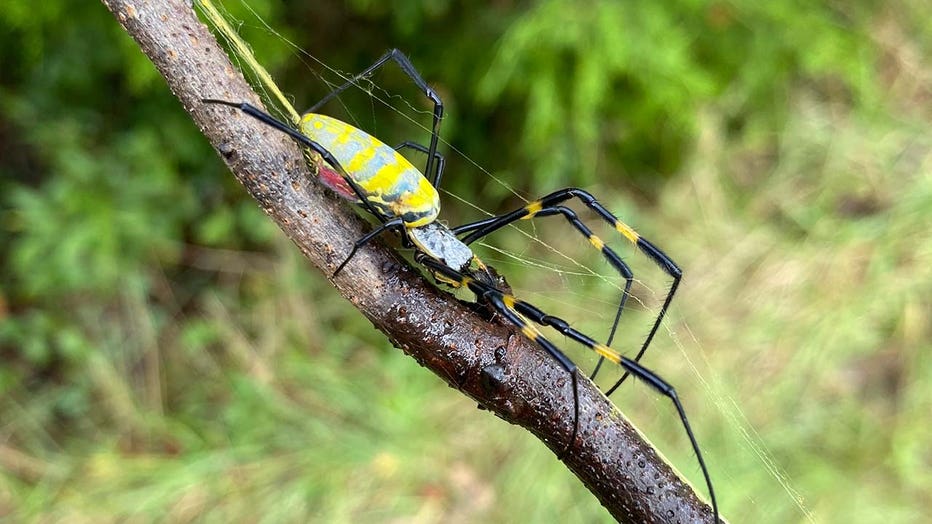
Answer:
[412,252,716,522]
[453,187,681,393]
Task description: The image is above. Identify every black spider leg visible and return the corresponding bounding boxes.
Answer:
[394,141,445,187]
[618,357,719,523]
[453,188,681,396]
[307,49,445,188]
[414,252,580,456]
[333,217,406,276]
[201,99,400,277]
[458,204,634,349]
[511,292,717,523]
[416,253,718,522]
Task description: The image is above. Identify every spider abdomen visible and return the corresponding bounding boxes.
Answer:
[300,113,439,226]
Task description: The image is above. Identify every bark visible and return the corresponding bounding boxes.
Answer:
[99,1,720,521]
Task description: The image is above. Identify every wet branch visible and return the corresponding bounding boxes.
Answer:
[100,1,718,521]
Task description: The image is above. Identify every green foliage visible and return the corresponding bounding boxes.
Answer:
[7,127,192,297]
[477,0,878,188]
[1,0,930,522]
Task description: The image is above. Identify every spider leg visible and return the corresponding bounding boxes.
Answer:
[453,203,634,380]
[451,205,635,366]
[506,295,716,522]
[532,206,634,381]
[307,49,445,188]
[417,252,717,522]
[457,205,634,367]
[615,357,719,522]
[333,216,406,277]
[415,253,581,456]
[454,188,681,395]
[394,141,445,186]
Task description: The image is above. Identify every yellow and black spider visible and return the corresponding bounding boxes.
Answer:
[203,48,717,521]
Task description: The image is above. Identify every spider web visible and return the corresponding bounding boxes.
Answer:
[195,2,815,521]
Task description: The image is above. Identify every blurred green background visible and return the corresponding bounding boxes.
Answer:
[2,0,930,522]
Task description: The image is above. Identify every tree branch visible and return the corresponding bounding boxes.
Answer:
[100,1,719,521]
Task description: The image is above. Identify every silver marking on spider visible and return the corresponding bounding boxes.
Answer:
[408,222,474,272]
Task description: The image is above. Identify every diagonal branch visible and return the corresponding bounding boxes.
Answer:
[99,1,719,521]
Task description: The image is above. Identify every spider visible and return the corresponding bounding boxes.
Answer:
[203,48,717,521]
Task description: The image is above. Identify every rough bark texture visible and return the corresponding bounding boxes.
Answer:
[99,1,719,522]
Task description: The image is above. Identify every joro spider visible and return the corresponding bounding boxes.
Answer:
[203,49,717,520]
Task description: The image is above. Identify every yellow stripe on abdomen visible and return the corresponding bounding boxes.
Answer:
[346,143,379,174]
[359,154,411,195]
